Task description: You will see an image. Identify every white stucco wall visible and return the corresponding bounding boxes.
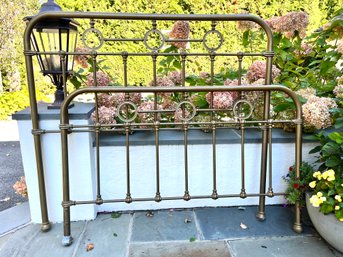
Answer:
[14,105,318,223]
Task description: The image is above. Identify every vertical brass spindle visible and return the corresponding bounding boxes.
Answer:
[293,120,303,233]
[211,121,218,199]
[210,52,215,121]
[256,57,272,221]
[125,124,132,203]
[155,122,161,202]
[237,52,243,86]
[61,125,72,246]
[92,54,102,203]
[183,123,190,200]
[152,53,158,121]
[240,120,247,198]
[267,121,274,197]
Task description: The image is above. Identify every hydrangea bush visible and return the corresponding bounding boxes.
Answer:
[69,10,342,132]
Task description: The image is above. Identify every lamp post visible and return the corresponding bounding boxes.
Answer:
[25,0,79,109]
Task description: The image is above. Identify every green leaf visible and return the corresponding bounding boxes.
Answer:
[309,145,322,154]
[173,60,182,69]
[328,132,343,144]
[319,60,336,75]
[242,31,250,48]
[111,212,122,219]
[325,156,341,167]
[273,103,291,112]
[189,236,196,242]
[322,142,340,155]
[320,202,334,214]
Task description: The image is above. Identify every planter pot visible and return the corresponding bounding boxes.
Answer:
[306,193,343,253]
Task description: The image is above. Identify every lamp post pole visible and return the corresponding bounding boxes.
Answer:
[23,0,78,232]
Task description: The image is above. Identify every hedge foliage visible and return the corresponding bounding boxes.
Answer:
[56,0,341,86]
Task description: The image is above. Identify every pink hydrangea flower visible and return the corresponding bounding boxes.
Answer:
[265,12,309,38]
[91,106,117,124]
[109,92,142,106]
[74,47,89,68]
[206,91,238,109]
[296,88,316,100]
[336,41,343,54]
[174,108,191,122]
[302,96,337,129]
[167,71,183,85]
[246,60,280,83]
[333,84,343,98]
[169,21,190,49]
[236,11,257,31]
[86,71,111,87]
[149,76,175,97]
[138,101,162,128]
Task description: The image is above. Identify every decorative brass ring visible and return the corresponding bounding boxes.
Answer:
[82,28,104,50]
[143,29,165,51]
[233,99,253,120]
[203,30,224,51]
[176,101,197,122]
[116,101,138,123]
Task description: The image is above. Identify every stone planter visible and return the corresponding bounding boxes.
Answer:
[306,193,343,253]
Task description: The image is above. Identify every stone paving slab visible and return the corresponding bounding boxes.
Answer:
[131,210,198,242]
[74,213,132,257]
[0,224,40,257]
[228,236,343,257]
[0,202,30,235]
[0,233,13,251]
[129,241,232,257]
[0,222,86,257]
[195,206,313,240]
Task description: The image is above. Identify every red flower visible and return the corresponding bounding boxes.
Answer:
[293,183,299,189]
[289,166,293,172]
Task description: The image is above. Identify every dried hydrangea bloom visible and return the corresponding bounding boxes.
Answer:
[296,88,316,100]
[245,60,280,83]
[244,78,265,102]
[174,108,191,122]
[265,17,279,31]
[106,92,141,106]
[337,76,343,84]
[295,42,313,56]
[302,96,337,129]
[86,71,111,87]
[149,76,175,97]
[265,12,309,38]
[336,40,343,54]
[138,101,162,128]
[169,21,190,49]
[167,71,183,85]
[74,47,89,68]
[13,176,27,198]
[205,91,238,109]
[236,12,257,31]
[97,94,114,108]
[333,84,343,98]
[199,71,210,80]
[91,106,117,124]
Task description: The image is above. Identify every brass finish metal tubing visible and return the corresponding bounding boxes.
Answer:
[240,121,247,198]
[61,127,71,237]
[155,124,161,202]
[125,125,132,202]
[183,124,190,200]
[212,124,218,199]
[267,121,273,196]
[293,122,303,233]
[23,35,50,232]
[95,127,101,200]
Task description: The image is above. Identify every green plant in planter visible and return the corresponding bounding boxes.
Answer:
[308,169,343,221]
[282,162,315,206]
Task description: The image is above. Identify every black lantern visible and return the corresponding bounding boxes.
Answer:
[25,0,79,109]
